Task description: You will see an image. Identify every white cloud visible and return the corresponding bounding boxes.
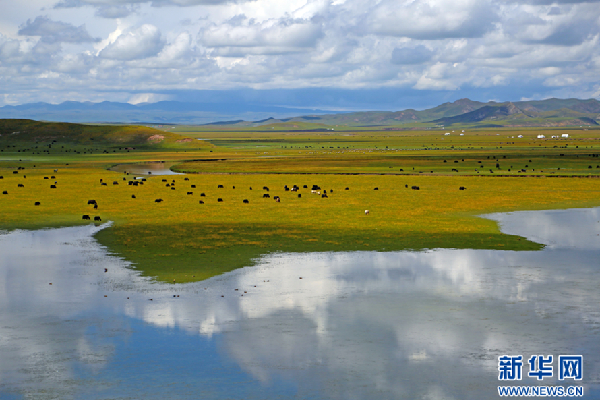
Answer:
[54,53,94,73]
[1,0,600,104]
[543,74,581,86]
[504,0,600,4]
[128,92,171,103]
[54,0,251,8]
[95,5,139,18]
[365,0,498,40]
[94,24,125,55]
[0,36,26,63]
[391,45,434,65]
[155,31,192,61]
[539,66,561,75]
[414,62,468,90]
[99,24,164,60]
[199,16,323,55]
[18,16,99,43]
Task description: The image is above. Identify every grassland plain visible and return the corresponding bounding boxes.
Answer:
[1,123,600,283]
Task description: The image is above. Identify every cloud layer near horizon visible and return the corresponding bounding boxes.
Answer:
[0,0,599,106]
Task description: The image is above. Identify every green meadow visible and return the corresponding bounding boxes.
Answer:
[1,121,600,283]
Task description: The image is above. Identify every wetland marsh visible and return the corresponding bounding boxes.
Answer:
[1,123,600,398]
[1,207,599,399]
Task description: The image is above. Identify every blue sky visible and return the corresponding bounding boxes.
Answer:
[1,0,599,110]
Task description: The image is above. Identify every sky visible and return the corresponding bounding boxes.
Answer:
[0,0,599,109]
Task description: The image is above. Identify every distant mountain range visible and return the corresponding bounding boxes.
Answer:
[236,98,600,128]
[429,99,600,127]
[0,101,330,125]
[1,98,598,127]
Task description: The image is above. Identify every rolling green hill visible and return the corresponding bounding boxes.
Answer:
[0,119,211,150]
[433,102,599,127]
[276,98,485,126]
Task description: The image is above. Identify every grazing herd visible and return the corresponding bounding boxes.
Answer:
[81,200,102,221]
[0,169,470,223]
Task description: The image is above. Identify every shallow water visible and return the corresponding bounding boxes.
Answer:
[108,161,183,176]
[1,209,599,399]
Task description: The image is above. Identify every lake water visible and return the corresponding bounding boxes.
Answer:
[1,208,599,399]
[108,161,183,176]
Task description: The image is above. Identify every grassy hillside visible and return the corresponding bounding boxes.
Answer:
[0,119,213,152]
[433,102,600,127]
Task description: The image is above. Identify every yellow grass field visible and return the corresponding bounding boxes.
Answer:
[2,159,600,282]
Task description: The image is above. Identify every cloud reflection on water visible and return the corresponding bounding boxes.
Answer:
[487,207,600,250]
[0,208,599,398]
